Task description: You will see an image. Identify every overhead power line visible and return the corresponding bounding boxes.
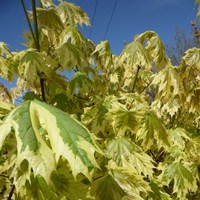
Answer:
[89,0,99,39]
[103,0,118,40]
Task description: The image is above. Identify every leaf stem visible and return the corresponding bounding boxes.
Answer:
[7,184,15,200]
[132,65,141,93]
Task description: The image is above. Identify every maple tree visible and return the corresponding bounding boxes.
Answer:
[0,0,200,199]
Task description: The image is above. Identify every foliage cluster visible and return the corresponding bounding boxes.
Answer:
[0,0,200,199]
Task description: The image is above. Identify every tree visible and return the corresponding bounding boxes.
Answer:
[166,22,200,65]
[0,0,200,199]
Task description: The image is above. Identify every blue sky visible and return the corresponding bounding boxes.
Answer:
[0,0,198,55]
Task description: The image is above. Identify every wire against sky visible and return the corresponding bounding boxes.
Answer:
[89,0,99,39]
[103,0,118,40]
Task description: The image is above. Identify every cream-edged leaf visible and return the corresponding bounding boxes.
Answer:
[56,42,85,72]
[105,137,154,177]
[56,1,90,26]
[137,111,170,150]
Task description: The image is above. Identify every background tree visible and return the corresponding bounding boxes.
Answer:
[166,21,200,65]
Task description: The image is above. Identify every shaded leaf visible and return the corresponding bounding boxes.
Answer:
[90,174,126,200]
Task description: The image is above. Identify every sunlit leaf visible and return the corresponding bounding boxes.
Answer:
[137,111,170,150]
[93,41,113,71]
[56,42,85,72]
[0,100,101,183]
[135,31,169,71]
[56,1,90,26]
[159,161,199,199]
[105,137,154,177]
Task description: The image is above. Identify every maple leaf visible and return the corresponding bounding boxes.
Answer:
[106,101,144,136]
[135,31,169,71]
[119,40,151,69]
[92,41,113,71]
[137,110,170,150]
[90,174,126,200]
[39,0,54,8]
[15,49,51,87]
[0,43,15,82]
[151,64,184,117]
[56,42,85,72]
[56,1,90,27]
[107,161,152,200]
[105,137,154,177]
[159,161,199,199]
[68,71,93,96]
[0,100,101,183]
[33,8,64,32]
[60,25,87,49]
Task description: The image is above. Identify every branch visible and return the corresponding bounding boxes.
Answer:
[40,78,46,102]
[7,185,15,200]
[20,0,37,47]
[73,94,90,101]
[32,0,46,102]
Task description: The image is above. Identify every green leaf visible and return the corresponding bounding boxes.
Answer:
[159,161,199,199]
[0,100,101,182]
[92,41,113,71]
[60,26,87,49]
[51,93,80,114]
[23,92,40,101]
[106,101,143,136]
[81,96,114,137]
[90,174,126,200]
[34,8,64,32]
[52,170,92,200]
[107,161,151,200]
[120,40,151,69]
[135,31,169,71]
[16,49,51,87]
[0,43,15,82]
[56,42,85,72]
[68,71,93,96]
[137,111,170,150]
[0,101,56,183]
[105,137,154,177]
[152,64,184,116]
[39,0,54,8]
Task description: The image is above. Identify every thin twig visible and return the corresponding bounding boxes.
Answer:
[3,45,13,56]
[31,0,40,51]
[20,0,37,47]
